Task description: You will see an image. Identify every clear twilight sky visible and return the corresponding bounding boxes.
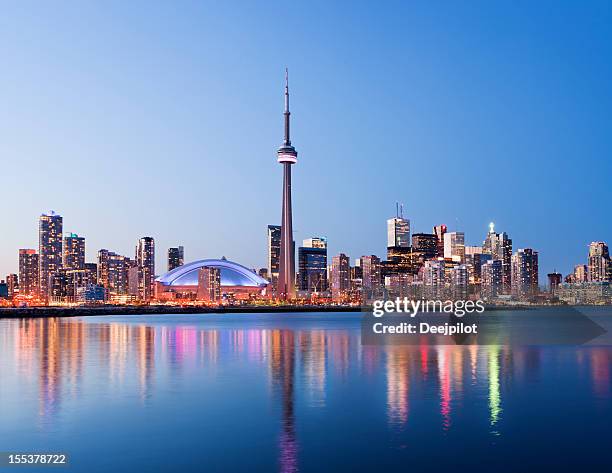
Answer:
[1,1,611,277]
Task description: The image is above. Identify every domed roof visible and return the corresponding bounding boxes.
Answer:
[156,259,269,288]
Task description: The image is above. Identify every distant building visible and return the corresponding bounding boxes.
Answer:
[482,224,512,294]
[331,253,350,301]
[587,242,610,282]
[84,262,98,285]
[450,264,468,300]
[481,259,503,300]
[136,237,155,301]
[511,248,539,300]
[98,249,131,296]
[19,249,39,296]
[167,246,184,272]
[39,212,63,301]
[423,259,445,299]
[412,233,437,259]
[574,264,588,283]
[387,216,410,248]
[267,225,281,288]
[258,268,269,280]
[444,232,465,263]
[298,238,328,293]
[6,273,18,297]
[433,225,447,258]
[361,255,381,299]
[197,266,221,302]
[547,272,562,295]
[63,233,85,270]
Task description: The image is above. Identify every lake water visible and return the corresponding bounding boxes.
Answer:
[0,311,611,472]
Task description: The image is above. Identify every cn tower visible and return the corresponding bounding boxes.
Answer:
[277,69,297,300]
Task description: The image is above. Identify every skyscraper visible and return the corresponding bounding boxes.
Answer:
[98,249,130,296]
[331,253,350,301]
[168,246,184,272]
[511,248,539,299]
[481,259,503,300]
[412,233,438,259]
[387,205,410,248]
[433,224,447,258]
[63,233,85,270]
[267,225,281,287]
[360,255,381,300]
[197,266,221,302]
[298,238,328,293]
[444,232,465,263]
[587,242,610,282]
[39,212,63,301]
[482,223,513,293]
[19,249,39,296]
[136,237,155,301]
[277,70,298,300]
[6,273,18,298]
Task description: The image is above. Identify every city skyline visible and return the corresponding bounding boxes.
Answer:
[1,2,611,278]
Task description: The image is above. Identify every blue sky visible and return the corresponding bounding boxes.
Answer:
[1,0,611,277]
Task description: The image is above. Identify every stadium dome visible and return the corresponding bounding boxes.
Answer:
[156,258,269,289]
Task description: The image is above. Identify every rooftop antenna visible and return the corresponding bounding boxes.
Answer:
[400,203,404,219]
[395,202,399,218]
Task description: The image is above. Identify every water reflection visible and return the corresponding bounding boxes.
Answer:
[2,316,612,472]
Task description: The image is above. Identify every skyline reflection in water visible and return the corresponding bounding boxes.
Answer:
[1,313,611,473]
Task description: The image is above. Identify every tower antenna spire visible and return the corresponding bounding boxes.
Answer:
[284,68,291,145]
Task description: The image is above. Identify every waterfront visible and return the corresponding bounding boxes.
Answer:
[1,311,611,472]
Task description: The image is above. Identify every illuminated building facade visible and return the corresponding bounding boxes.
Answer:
[587,241,610,282]
[136,237,155,301]
[482,223,513,293]
[360,255,381,299]
[331,253,350,300]
[98,249,131,296]
[197,266,221,302]
[298,238,328,293]
[6,273,18,297]
[63,233,85,270]
[167,246,184,272]
[444,232,465,263]
[481,259,503,300]
[511,248,539,299]
[267,225,281,289]
[433,224,447,258]
[19,249,39,296]
[39,212,63,301]
[412,233,437,259]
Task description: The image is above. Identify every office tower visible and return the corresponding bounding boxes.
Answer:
[433,224,447,258]
[481,259,503,300]
[444,232,465,263]
[574,264,588,283]
[511,248,539,299]
[587,241,610,282]
[0,281,8,299]
[331,253,350,301]
[98,249,130,295]
[482,224,513,294]
[450,264,468,300]
[167,246,184,272]
[423,259,445,299]
[19,249,39,296]
[387,204,410,248]
[136,237,155,301]
[360,255,381,299]
[547,272,562,295]
[197,266,221,302]
[63,233,85,270]
[298,238,328,293]
[6,274,18,297]
[267,225,281,287]
[412,233,437,259]
[39,212,63,300]
[49,269,68,302]
[84,262,98,285]
[277,70,298,300]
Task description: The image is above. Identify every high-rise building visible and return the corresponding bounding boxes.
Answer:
[412,233,437,259]
[84,262,98,285]
[39,212,63,300]
[423,259,445,299]
[197,266,221,302]
[136,237,155,301]
[444,232,465,263]
[6,273,18,297]
[587,242,610,282]
[511,248,539,299]
[482,224,513,294]
[481,259,503,300]
[267,225,281,287]
[450,264,468,300]
[433,224,447,258]
[19,249,39,297]
[98,249,130,296]
[360,255,381,299]
[574,264,588,283]
[63,233,85,270]
[167,246,184,272]
[331,253,350,301]
[277,70,298,300]
[298,238,328,293]
[387,207,410,248]
[547,272,562,295]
